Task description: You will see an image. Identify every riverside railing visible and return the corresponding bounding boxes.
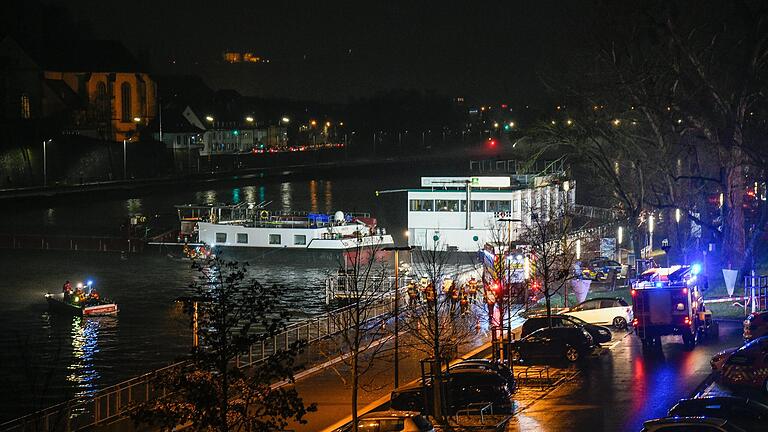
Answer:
[0,289,403,432]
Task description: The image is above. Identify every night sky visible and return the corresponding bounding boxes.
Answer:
[47,0,585,104]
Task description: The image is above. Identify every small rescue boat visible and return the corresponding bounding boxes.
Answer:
[45,292,118,317]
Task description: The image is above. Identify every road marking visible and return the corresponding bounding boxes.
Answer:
[606,331,632,351]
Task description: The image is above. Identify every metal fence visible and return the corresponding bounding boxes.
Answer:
[744,274,768,314]
[235,293,399,368]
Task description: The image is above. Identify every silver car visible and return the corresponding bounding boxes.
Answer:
[336,410,435,432]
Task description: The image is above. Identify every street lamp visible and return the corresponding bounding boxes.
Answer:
[382,245,413,389]
[42,139,51,187]
[648,213,655,255]
[123,139,127,180]
[281,116,290,124]
[246,116,255,123]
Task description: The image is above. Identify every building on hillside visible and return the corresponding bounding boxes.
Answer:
[0,36,156,142]
[406,175,575,252]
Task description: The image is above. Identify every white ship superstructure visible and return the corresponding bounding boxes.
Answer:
[176,203,394,251]
[406,176,574,252]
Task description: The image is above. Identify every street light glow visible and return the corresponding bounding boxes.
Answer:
[133,117,141,122]
[281,117,290,123]
[648,214,655,233]
[205,116,214,122]
[246,116,254,122]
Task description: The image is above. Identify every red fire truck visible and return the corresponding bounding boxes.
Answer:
[631,264,717,350]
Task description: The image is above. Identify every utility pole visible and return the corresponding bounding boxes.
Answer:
[383,245,413,389]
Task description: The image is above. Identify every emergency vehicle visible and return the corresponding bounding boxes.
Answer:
[631,264,717,350]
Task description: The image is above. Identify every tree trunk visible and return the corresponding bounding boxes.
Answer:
[722,161,746,271]
[351,352,359,432]
[631,226,642,263]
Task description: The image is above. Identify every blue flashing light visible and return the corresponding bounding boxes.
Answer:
[691,263,702,275]
[655,281,664,288]
[87,280,93,286]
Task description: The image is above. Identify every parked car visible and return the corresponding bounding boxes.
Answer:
[744,310,768,342]
[333,410,434,432]
[390,369,514,415]
[563,297,633,329]
[641,417,747,432]
[521,314,612,345]
[449,359,516,392]
[711,347,739,372]
[509,326,594,363]
[720,335,768,394]
[666,396,768,432]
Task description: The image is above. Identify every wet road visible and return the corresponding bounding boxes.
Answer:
[513,321,746,432]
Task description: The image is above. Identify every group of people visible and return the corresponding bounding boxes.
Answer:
[62,280,100,305]
[405,277,480,314]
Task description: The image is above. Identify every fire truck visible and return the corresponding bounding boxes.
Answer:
[631,264,717,350]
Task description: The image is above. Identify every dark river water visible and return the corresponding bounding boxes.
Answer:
[0,165,452,421]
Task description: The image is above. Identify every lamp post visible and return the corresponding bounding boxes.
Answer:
[383,245,413,389]
[497,217,522,365]
[42,139,51,187]
[123,139,127,180]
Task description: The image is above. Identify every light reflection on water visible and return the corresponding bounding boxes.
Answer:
[66,317,104,399]
[324,181,333,213]
[44,208,56,226]
[124,198,143,215]
[281,182,292,212]
[309,180,318,212]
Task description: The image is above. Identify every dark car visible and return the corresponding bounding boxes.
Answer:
[390,369,514,415]
[449,359,516,392]
[510,326,594,363]
[721,336,768,393]
[641,417,747,432]
[521,314,612,344]
[667,396,768,432]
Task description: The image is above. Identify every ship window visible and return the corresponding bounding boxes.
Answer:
[461,200,485,212]
[237,233,248,244]
[215,233,227,243]
[436,200,460,212]
[487,200,511,212]
[269,234,281,244]
[294,235,306,245]
[409,199,434,212]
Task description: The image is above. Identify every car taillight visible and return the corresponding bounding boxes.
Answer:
[632,318,639,326]
[684,316,691,325]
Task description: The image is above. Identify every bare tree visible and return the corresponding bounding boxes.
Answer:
[520,204,579,328]
[324,240,394,432]
[539,0,768,272]
[400,244,481,420]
